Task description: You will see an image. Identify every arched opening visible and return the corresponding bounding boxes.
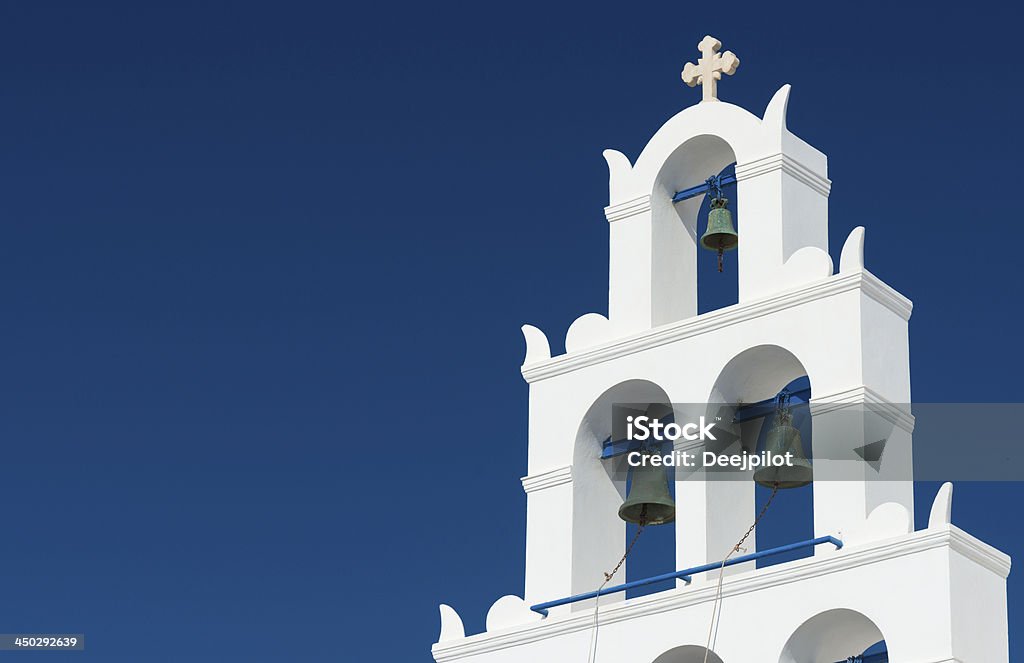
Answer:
[858,641,889,661]
[702,346,815,572]
[621,411,677,599]
[571,379,675,608]
[649,134,738,325]
[753,375,814,568]
[652,644,726,663]
[779,608,887,662]
[696,163,739,314]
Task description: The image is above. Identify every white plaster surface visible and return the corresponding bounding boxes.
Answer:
[484,595,543,633]
[437,604,465,643]
[520,324,550,365]
[929,482,954,528]
[565,313,614,354]
[840,226,866,274]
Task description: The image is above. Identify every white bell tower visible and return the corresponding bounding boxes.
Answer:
[432,36,1011,663]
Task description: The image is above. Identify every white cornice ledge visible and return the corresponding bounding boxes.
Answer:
[947,524,1011,578]
[860,269,913,320]
[604,195,651,223]
[520,466,572,493]
[736,153,832,196]
[431,527,1008,661]
[521,271,912,383]
[810,385,916,433]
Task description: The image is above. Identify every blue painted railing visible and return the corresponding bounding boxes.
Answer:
[530,535,843,616]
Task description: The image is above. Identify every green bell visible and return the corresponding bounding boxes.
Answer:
[619,452,675,526]
[700,197,738,272]
[753,412,813,489]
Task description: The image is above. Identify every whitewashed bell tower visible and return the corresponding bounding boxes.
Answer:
[432,36,1011,663]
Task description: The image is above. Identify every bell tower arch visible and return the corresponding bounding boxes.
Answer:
[567,379,672,607]
[604,83,832,340]
[432,34,1011,663]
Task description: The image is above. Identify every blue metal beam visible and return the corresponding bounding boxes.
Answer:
[601,437,676,460]
[671,174,738,203]
[601,438,647,459]
[733,387,812,423]
[529,535,843,615]
[838,654,887,663]
[600,413,675,459]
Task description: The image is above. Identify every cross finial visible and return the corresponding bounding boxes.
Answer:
[681,35,740,102]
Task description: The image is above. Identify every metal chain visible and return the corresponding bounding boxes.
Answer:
[604,516,646,583]
[734,482,779,554]
[703,482,780,663]
[588,507,648,663]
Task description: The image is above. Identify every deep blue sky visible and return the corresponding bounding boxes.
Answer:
[0,2,1021,661]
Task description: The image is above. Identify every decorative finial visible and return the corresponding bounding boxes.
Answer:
[681,35,740,102]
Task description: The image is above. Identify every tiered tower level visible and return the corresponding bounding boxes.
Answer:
[431,36,1011,663]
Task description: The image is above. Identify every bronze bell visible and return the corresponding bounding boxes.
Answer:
[619,451,675,525]
[700,197,739,272]
[753,411,813,489]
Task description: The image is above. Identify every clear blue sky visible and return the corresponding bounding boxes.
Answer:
[0,2,1021,661]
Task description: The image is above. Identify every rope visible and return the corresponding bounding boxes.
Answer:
[702,482,779,663]
[587,506,647,663]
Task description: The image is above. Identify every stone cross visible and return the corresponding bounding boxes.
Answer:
[681,35,740,102]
